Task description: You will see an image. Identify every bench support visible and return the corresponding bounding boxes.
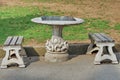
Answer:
[87,43,99,54]
[94,43,118,64]
[1,46,26,68]
[87,33,118,64]
[87,42,118,64]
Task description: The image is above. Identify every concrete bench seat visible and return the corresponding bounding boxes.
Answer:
[87,33,118,64]
[1,36,26,68]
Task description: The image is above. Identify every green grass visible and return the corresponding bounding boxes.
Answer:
[0,6,119,45]
[63,18,112,40]
[115,24,120,30]
[0,6,61,44]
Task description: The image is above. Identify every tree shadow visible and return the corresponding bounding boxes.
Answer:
[24,47,40,67]
[68,43,120,63]
[68,43,89,59]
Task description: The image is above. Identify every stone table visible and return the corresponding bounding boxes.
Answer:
[31,16,84,62]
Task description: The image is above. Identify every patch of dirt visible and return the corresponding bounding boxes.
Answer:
[0,0,24,6]
[1,0,120,23]
[24,39,45,46]
[106,29,120,43]
[29,0,120,23]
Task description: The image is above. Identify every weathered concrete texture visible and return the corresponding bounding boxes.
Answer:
[45,52,69,62]
[1,55,120,80]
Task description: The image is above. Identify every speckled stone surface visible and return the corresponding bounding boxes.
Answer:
[0,54,120,80]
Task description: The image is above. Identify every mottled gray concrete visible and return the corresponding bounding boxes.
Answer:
[0,54,120,80]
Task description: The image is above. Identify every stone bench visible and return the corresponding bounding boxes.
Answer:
[1,36,26,68]
[87,33,118,64]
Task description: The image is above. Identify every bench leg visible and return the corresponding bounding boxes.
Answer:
[1,48,25,69]
[1,50,10,68]
[87,43,94,54]
[108,46,118,64]
[20,47,27,57]
[87,43,99,54]
[15,49,25,68]
[94,46,103,64]
[94,43,118,64]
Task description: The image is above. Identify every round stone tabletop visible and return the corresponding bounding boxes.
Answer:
[31,16,84,26]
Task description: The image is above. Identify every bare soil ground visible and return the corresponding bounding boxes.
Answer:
[0,0,120,44]
[1,0,120,23]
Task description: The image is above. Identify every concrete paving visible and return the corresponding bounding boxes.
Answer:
[0,55,120,80]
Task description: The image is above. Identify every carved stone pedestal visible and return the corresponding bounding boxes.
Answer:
[45,36,69,62]
[45,52,69,62]
[31,16,84,62]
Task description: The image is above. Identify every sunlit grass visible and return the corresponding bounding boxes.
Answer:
[0,6,119,45]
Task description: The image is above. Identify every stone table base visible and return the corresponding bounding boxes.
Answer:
[45,52,69,62]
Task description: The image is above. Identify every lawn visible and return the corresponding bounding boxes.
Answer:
[0,0,120,45]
